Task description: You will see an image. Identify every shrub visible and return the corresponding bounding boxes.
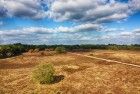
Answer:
[0,53,3,58]
[34,48,40,52]
[6,52,13,57]
[45,49,51,51]
[108,46,119,50]
[28,49,34,53]
[55,47,66,54]
[32,63,55,84]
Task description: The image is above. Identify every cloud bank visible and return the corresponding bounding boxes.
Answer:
[0,0,140,44]
[47,0,131,23]
[0,0,139,21]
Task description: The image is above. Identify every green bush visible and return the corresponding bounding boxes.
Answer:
[32,63,55,84]
[55,47,66,54]
[108,45,119,50]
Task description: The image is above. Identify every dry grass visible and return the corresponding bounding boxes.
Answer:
[0,50,140,94]
[87,50,140,65]
[23,51,56,57]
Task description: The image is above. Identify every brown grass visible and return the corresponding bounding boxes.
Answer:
[0,50,140,94]
[87,50,140,65]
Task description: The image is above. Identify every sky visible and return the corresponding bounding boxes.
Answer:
[0,0,140,45]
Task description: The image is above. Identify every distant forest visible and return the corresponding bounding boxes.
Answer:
[0,43,140,58]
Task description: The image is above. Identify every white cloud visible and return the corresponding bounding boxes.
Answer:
[55,23,101,32]
[47,0,131,23]
[133,29,140,33]
[129,0,140,11]
[0,0,139,22]
[102,27,125,32]
[0,0,48,19]
[0,0,140,44]
[0,26,140,44]
[0,23,101,44]
[0,23,101,37]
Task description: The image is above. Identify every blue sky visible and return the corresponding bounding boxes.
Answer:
[0,0,140,44]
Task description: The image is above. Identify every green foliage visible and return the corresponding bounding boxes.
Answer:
[0,43,140,58]
[32,63,55,84]
[55,46,66,54]
[0,44,26,58]
[108,45,119,50]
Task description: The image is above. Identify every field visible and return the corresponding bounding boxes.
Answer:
[0,50,140,94]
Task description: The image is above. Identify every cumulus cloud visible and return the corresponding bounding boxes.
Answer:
[129,0,140,11]
[0,26,139,44]
[0,23,101,44]
[47,0,132,23]
[0,2,7,18]
[0,0,48,19]
[0,0,140,44]
[0,0,139,22]
[133,29,140,33]
[0,23,100,37]
[118,29,140,37]
[97,28,140,44]
[102,28,140,38]
[102,27,125,32]
[55,23,101,32]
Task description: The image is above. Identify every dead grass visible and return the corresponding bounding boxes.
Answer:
[23,51,56,57]
[87,50,140,65]
[0,50,140,94]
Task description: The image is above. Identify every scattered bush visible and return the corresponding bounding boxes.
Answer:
[55,47,66,54]
[28,49,34,53]
[108,46,119,50]
[0,44,25,58]
[6,52,13,57]
[0,44,140,58]
[32,63,55,84]
[45,48,54,51]
[34,48,40,52]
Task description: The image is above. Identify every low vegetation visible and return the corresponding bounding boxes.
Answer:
[0,43,26,58]
[107,45,119,50]
[0,43,140,58]
[55,46,66,54]
[32,63,55,84]
[0,50,140,93]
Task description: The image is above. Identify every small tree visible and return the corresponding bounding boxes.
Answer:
[55,47,66,54]
[32,63,55,84]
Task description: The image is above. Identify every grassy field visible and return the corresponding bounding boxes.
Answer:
[0,50,140,94]
[85,50,140,65]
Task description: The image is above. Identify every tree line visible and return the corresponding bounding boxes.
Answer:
[0,43,140,58]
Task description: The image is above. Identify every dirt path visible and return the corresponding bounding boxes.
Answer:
[69,52,140,68]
